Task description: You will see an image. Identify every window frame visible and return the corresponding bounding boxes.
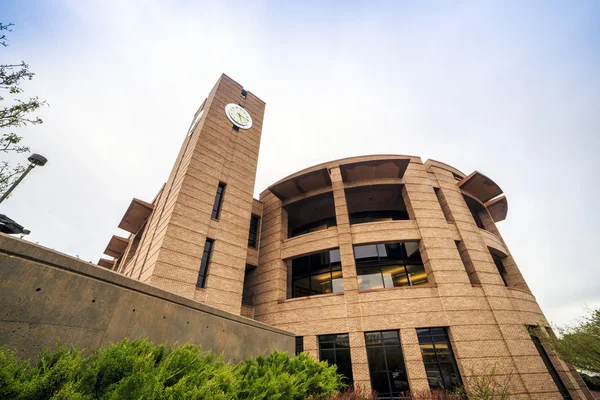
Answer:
[528,326,572,400]
[295,336,304,355]
[490,252,509,286]
[364,330,409,398]
[318,333,353,384]
[353,242,427,290]
[211,182,226,220]
[196,238,214,288]
[291,249,343,298]
[416,327,463,391]
[248,214,260,248]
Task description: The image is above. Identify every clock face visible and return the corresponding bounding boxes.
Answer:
[225,103,252,129]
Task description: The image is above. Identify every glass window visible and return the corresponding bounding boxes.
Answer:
[416,327,462,391]
[319,334,353,384]
[248,214,260,248]
[365,330,409,398]
[353,242,427,290]
[196,238,214,288]
[490,252,509,286]
[528,327,572,400]
[291,249,343,298]
[295,337,304,355]
[211,182,226,219]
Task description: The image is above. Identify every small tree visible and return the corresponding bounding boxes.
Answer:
[0,22,46,196]
[457,365,513,400]
[544,308,600,385]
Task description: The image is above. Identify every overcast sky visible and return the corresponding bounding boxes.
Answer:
[2,0,598,326]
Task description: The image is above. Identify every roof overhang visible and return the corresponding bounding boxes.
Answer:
[98,258,115,269]
[485,195,508,223]
[458,171,504,204]
[269,168,332,201]
[340,158,410,183]
[104,235,129,258]
[118,198,154,234]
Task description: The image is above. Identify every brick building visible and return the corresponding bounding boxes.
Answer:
[99,74,592,399]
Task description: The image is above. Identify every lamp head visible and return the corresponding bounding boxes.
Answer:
[28,153,47,166]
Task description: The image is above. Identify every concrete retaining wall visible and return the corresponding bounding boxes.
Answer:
[0,235,294,362]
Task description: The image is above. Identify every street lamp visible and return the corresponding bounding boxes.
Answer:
[0,153,48,204]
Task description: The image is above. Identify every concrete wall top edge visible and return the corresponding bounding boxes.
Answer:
[0,235,294,337]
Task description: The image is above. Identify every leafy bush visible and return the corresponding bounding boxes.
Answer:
[0,339,342,399]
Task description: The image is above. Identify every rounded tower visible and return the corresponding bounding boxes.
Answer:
[244,155,588,400]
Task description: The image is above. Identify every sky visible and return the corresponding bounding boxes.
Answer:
[1,0,598,327]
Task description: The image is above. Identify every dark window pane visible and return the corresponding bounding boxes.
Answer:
[335,349,354,384]
[365,331,409,398]
[290,249,344,298]
[211,182,226,219]
[406,264,428,286]
[196,238,214,288]
[370,372,391,396]
[248,215,260,248]
[366,347,387,372]
[295,337,304,355]
[319,334,353,385]
[293,277,310,298]
[416,327,463,391]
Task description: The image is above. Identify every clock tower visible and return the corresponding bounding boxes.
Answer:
[112,74,265,315]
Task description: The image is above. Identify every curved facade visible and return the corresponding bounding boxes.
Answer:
[244,155,588,399]
[101,75,591,400]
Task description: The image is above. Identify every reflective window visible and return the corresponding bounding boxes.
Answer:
[490,252,509,286]
[319,334,353,384]
[211,182,226,219]
[292,249,343,298]
[196,238,214,288]
[416,327,462,391]
[248,214,260,248]
[365,330,409,398]
[295,337,304,355]
[354,242,427,290]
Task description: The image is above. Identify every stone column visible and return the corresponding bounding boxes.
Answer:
[329,166,370,388]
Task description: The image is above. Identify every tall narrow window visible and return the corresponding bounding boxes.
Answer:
[211,182,226,219]
[365,330,409,398]
[490,252,509,286]
[319,334,353,384]
[196,238,214,288]
[354,242,427,290]
[416,327,462,391]
[295,337,304,355]
[291,249,343,298]
[248,214,260,248]
[528,327,572,400]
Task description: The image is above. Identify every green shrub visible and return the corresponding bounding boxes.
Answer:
[0,340,343,399]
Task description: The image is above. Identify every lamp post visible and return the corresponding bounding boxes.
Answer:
[0,153,48,204]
